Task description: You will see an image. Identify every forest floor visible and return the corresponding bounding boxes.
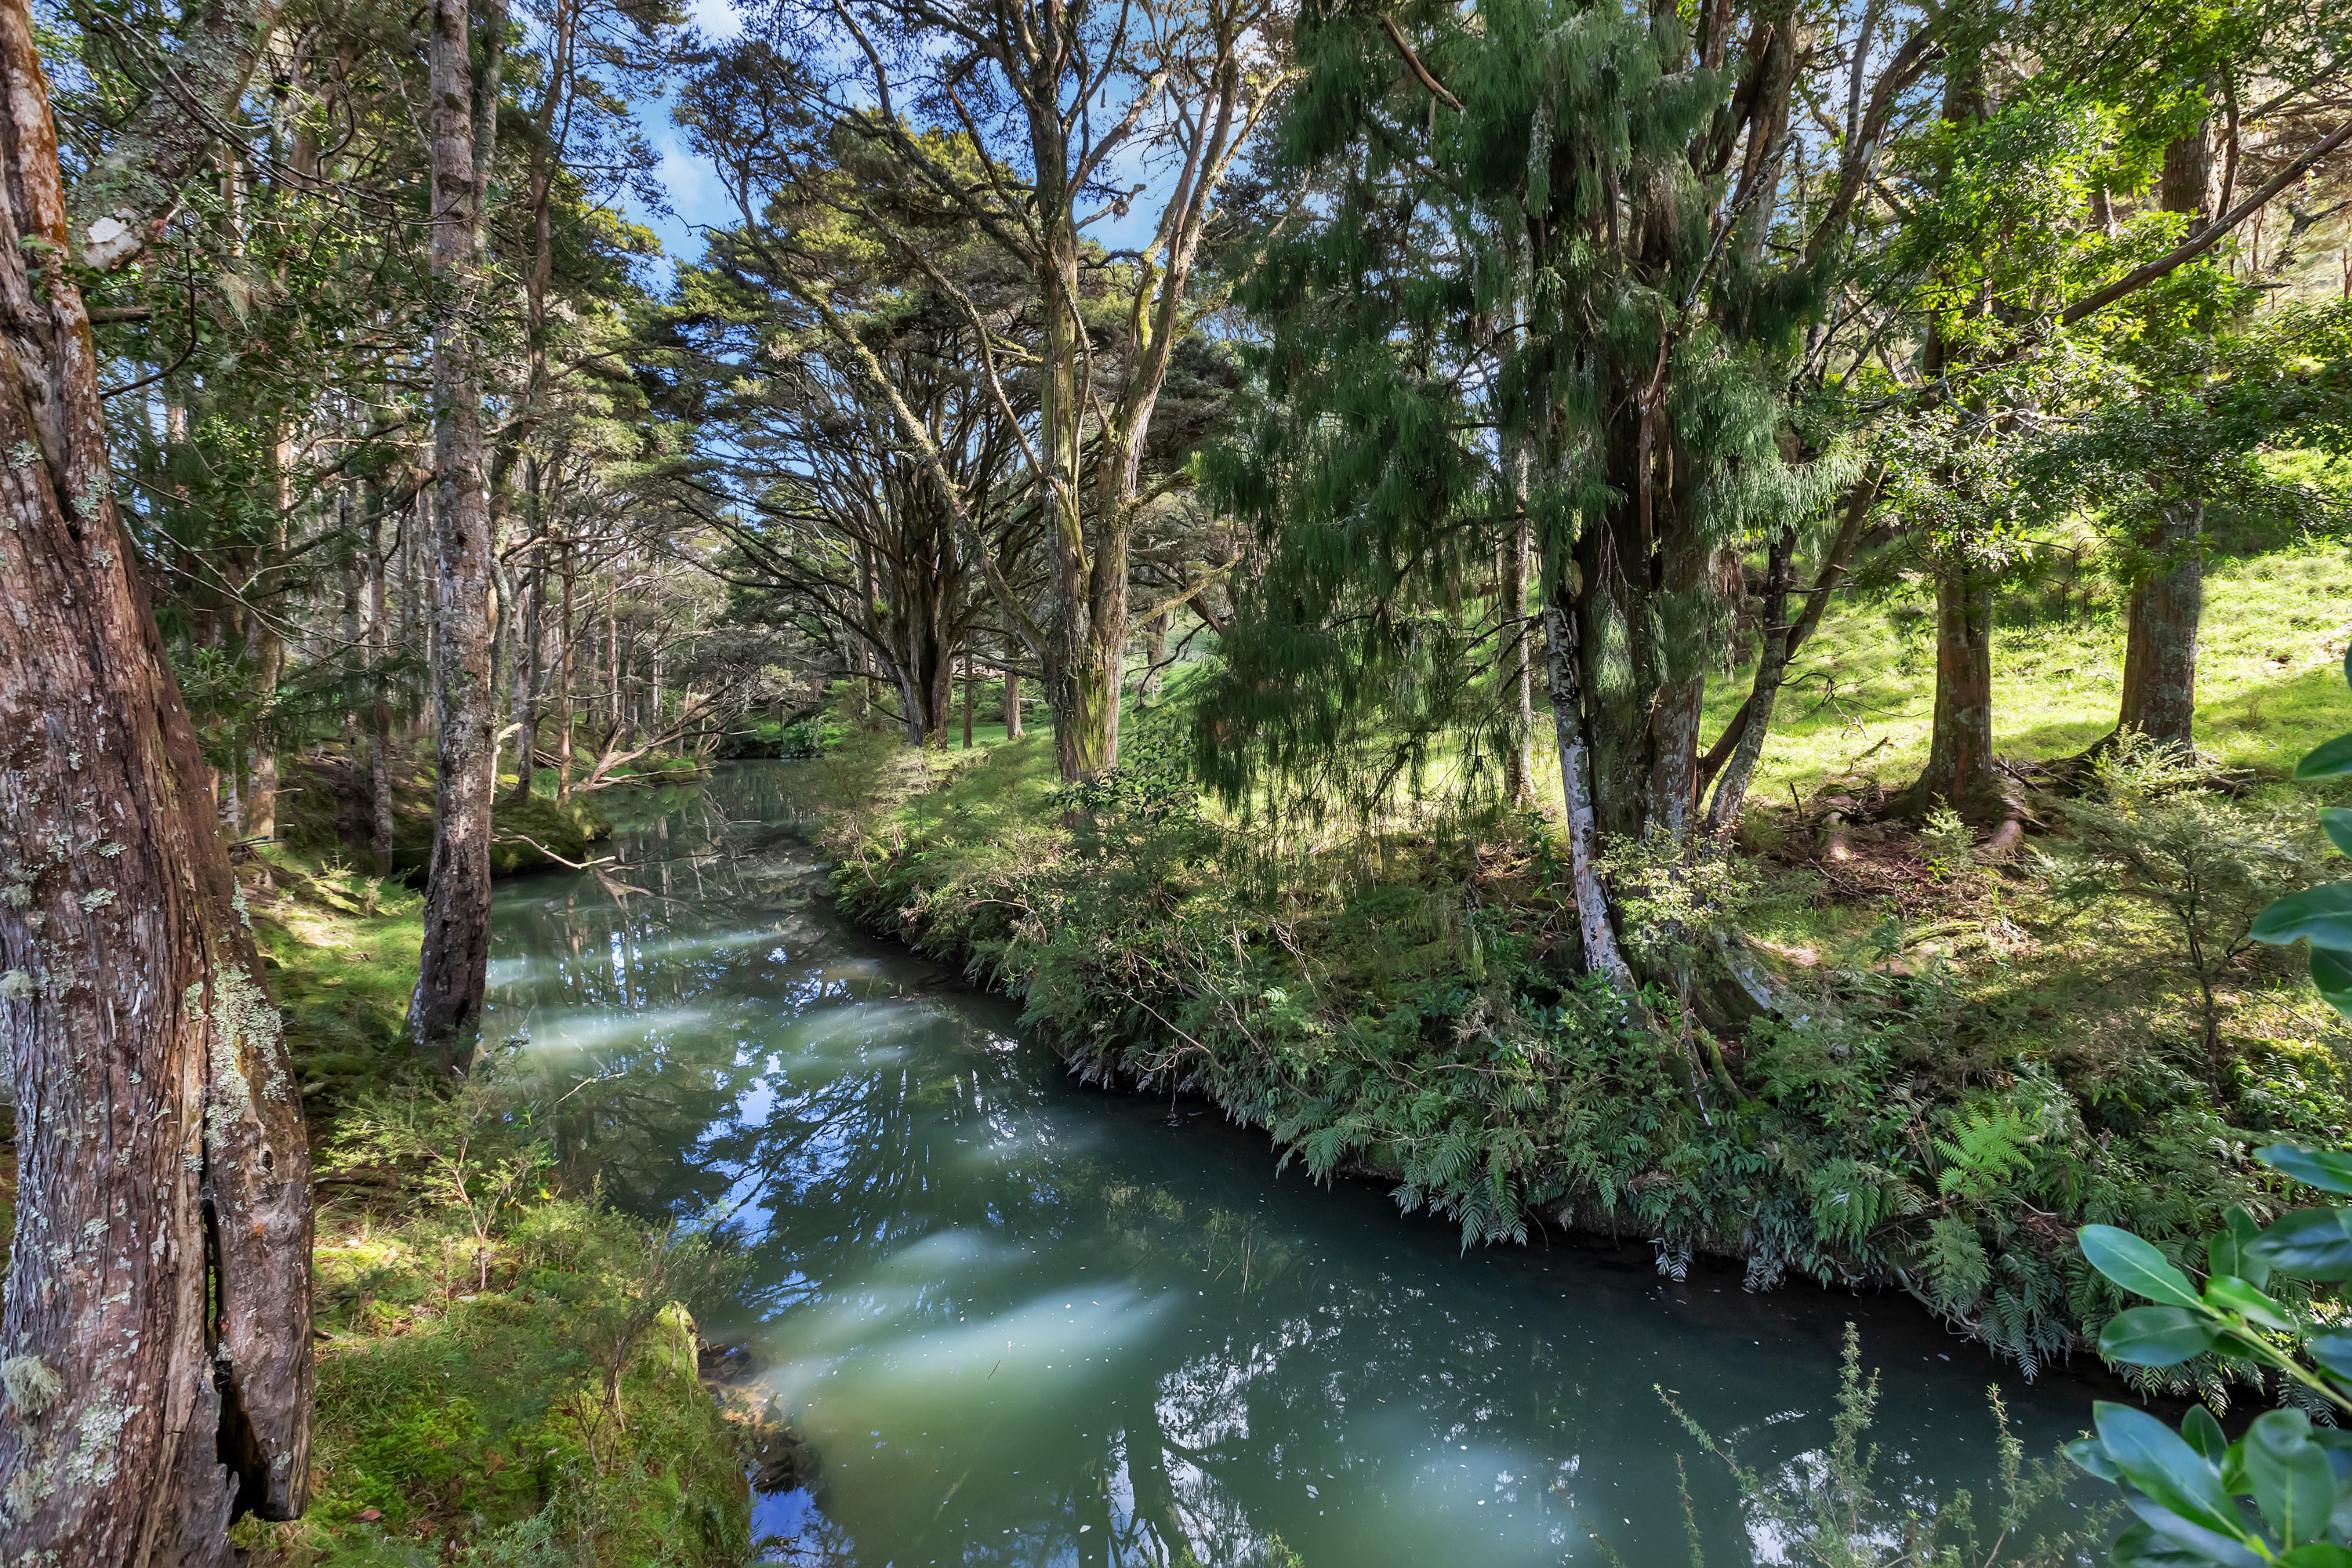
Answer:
[222,752,758,1566]
[802,539,2352,1386]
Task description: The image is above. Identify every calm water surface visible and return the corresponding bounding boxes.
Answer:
[486,764,2101,1568]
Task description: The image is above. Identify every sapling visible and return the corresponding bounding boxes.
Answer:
[2048,732,2322,1103]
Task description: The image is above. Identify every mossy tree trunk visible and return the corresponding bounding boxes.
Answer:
[0,0,312,1550]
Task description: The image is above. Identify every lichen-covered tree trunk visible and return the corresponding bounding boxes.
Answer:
[2115,493,2204,751]
[408,0,497,1066]
[0,5,311,1551]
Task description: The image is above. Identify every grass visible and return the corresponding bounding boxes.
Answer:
[1717,539,2352,803]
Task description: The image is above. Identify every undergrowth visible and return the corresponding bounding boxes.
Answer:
[231,821,755,1563]
[816,689,2352,1384]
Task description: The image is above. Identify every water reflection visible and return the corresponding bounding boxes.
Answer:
[488,767,2093,1568]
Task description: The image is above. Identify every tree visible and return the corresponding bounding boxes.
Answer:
[1203,0,1941,992]
[0,0,311,1553]
[689,0,1288,780]
[409,0,506,1066]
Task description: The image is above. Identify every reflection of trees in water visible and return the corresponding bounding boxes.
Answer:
[495,769,2037,1568]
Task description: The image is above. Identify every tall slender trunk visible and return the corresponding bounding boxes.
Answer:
[0,8,310,1551]
[1702,524,1796,832]
[962,652,975,747]
[1139,611,1168,702]
[245,426,292,841]
[2105,128,2213,757]
[1003,651,1023,738]
[556,552,575,799]
[409,0,499,1066]
[510,538,541,802]
[367,484,394,872]
[1502,446,1535,803]
[1544,588,1633,987]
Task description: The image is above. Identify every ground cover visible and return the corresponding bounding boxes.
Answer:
[216,768,756,1565]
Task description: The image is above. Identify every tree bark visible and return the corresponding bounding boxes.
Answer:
[1701,523,1795,833]
[1003,652,1022,738]
[409,0,498,1067]
[1544,588,1632,986]
[1502,498,1535,804]
[0,6,311,1551]
[366,485,394,873]
[1893,566,2009,821]
[2115,492,2204,751]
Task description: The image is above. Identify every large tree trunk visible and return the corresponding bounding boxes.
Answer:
[2102,129,2213,758]
[0,6,311,1552]
[409,0,498,1066]
[2115,492,2205,751]
[1893,566,2009,820]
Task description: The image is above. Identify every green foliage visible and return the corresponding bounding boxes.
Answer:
[813,695,2311,1369]
[1665,1324,2110,1568]
[2049,733,2325,1094]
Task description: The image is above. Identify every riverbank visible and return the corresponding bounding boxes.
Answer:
[226,800,756,1563]
[802,684,2352,1385]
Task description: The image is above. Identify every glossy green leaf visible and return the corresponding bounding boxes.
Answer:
[2253,885,2352,949]
[2122,1496,2270,1568]
[2110,1520,2227,1568]
[2281,1546,2352,1568]
[2210,1208,2272,1291]
[2311,946,2352,1019]
[2248,1410,2336,1548]
[2307,1330,2352,1388]
[2069,1436,2122,1483]
[2097,1402,2265,1549]
[2103,1306,2223,1367]
[2252,1208,2352,1281]
[2259,1145,2352,1196]
[2082,1225,2208,1308]
[2322,810,2352,858]
[2183,1406,2230,1466]
[2297,733,2352,781]
[2205,1275,2296,1332]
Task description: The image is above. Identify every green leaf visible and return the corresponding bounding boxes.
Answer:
[2310,946,2352,1019]
[2253,884,2352,948]
[2281,1547,2352,1568]
[2247,1410,2336,1548]
[2069,1436,2122,1483]
[2183,1406,2230,1466]
[2299,733,2352,781]
[2307,1330,2352,1388]
[2252,1208,2352,1281]
[2322,810,2352,858]
[2122,1496,2271,1568]
[2259,1145,2352,1196]
[2082,1225,2208,1308]
[2211,1208,2272,1291]
[2096,1402,2265,1551]
[2205,1275,2296,1333]
[2110,1520,2228,1568]
[2103,1306,2223,1367]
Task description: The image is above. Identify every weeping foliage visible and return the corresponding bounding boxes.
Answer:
[1202,0,1856,845]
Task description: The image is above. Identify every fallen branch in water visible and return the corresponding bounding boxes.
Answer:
[496,833,617,872]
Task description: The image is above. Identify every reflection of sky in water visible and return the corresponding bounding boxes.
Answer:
[488,767,2106,1568]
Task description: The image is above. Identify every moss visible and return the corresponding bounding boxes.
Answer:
[236,1200,750,1566]
[230,843,752,1565]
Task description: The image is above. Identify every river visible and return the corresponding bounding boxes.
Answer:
[486,763,2103,1568]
